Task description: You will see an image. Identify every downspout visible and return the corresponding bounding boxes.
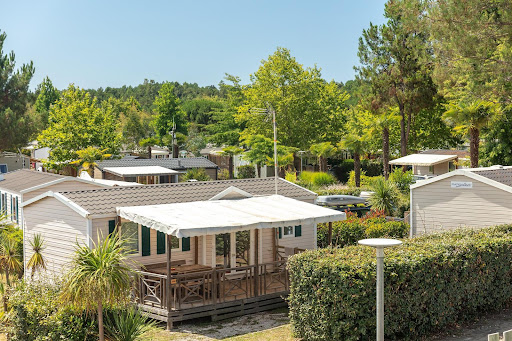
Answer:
[409,187,413,238]
[87,218,93,248]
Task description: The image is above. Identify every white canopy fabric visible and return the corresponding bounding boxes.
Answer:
[389,153,457,166]
[104,166,180,177]
[116,194,346,238]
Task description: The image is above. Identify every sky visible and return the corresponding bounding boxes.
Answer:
[1,0,388,90]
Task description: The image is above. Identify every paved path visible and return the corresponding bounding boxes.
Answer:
[427,308,512,341]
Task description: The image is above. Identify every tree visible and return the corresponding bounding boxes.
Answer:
[37,85,122,170]
[0,234,22,287]
[356,0,437,158]
[139,137,159,159]
[35,76,60,127]
[237,48,348,149]
[221,146,244,179]
[309,142,337,173]
[181,168,211,182]
[71,147,112,176]
[443,100,494,167]
[60,234,136,341]
[153,82,187,152]
[118,97,153,150]
[242,134,295,177]
[481,106,512,166]
[0,30,36,151]
[27,233,46,279]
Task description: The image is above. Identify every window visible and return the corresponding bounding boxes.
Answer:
[283,226,294,237]
[121,222,139,254]
[0,164,7,173]
[156,232,180,254]
[428,165,434,174]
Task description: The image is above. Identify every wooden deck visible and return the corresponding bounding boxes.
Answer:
[135,260,290,323]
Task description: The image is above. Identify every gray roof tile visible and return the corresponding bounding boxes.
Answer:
[0,169,65,194]
[96,157,218,171]
[473,168,512,187]
[60,178,316,216]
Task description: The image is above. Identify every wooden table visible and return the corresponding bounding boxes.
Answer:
[149,264,213,276]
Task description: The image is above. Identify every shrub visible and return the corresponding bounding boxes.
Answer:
[389,168,414,193]
[316,211,408,248]
[288,225,512,340]
[298,171,337,188]
[347,170,381,188]
[330,159,354,183]
[361,159,383,176]
[105,306,155,341]
[181,168,211,182]
[285,171,297,183]
[315,184,361,196]
[217,169,230,180]
[368,177,399,216]
[237,164,256,179]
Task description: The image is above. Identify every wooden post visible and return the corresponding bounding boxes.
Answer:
[254,229,259,296]
[166,234,172,331]
[272,227,277,261]
[488,333,499,341]
[504,330,512,341]
[194,236,199,264]
[328,222,333,246]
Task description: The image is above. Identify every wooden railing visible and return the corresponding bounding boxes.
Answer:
[135,260,289,311]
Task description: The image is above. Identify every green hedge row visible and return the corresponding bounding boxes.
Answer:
[288,225,512,340]
[317,213,409,248]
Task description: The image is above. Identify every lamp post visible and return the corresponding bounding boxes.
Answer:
[298,150,306,173]
[249,105,278,195]
[358,238,402,341]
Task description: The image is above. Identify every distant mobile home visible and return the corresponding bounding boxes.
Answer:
[410,166,512,236]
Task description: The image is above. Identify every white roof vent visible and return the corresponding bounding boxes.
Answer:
[491,165,504,169]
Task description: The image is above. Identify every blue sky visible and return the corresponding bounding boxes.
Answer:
[1,1,388,90]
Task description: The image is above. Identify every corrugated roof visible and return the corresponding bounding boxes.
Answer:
[60,178,316,216]
[472,167,512,187]
[389,153,458,166]
[96,157,218,171]
[0,169,65,193]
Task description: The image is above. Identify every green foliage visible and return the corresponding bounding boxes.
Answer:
[347,170,380,188]
[237,165,256,179]
[181,168,211,182]
[153,82,188,141]
[368,177,399,216]
[242,134,296,171]
[315,184,361,197]
[237,47,348,149]
[27,234,46,279]
[330,159,354,183]
[37,85,122,170]
[388,168,414,193]
[217,169,230,180]
[118,98,153,150]
[317,211,408,248]
[481,105,512,166]
[0,225,23,286]
[298,171,337,188]
[71,147,112,174]
[181,97,224,126]
[8,280,97,341]
[284,171,297,183]
[104,306,155,341]
[0,30,37,150]
[309,142,337,172]
[288,225,512,340]
[34,76,60,128]
[361,159,383,177]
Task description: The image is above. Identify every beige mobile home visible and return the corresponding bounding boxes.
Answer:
[410,166,512,236]
[22,177,345,326]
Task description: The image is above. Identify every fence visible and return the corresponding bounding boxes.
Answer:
[489,330,512,341]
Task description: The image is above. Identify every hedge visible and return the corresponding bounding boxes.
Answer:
[288,225,512,340]
[317,212,409,248]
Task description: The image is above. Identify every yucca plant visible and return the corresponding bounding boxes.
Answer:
[27,234,46,279]
[60,233,137,341]
[105,306,156,341]
[369,177,399,216]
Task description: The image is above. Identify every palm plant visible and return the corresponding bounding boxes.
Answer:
[27,234,46,279]
[309,142,337,172]
[60,234,136,341]
[221,146,244,179]
[369,177,399,216]
[71,146,112,176]
[105,306,156,341]
[0,235,22,287]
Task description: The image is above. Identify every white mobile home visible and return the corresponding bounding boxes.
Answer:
[22,177,345,326]
[410,166,512,236]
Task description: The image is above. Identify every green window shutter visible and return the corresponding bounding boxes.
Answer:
[141,225,151,256]
[294,225,302,237]
[16,197,19,224]
[157,231,166,254]
[108,220,116,235]
[9,195,13,220]
[182,237,190,251]
[278,227,282,239]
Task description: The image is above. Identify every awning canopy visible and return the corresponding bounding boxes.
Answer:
[389,153,458,166]
[116,194,345,238]
[104,166,180,177]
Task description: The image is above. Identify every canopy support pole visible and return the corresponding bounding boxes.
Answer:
[166,235,172,330]
[194,237,199,264]
[254,229,259,296]
[328,222,333,246]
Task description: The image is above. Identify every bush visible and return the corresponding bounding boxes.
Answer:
[237,164,256,179]
[298,171,337,188]
[288,225,512,340]
[330,159,354,183]
[361,159,383,176]
[285,171,297,183]
[8,280,97,341]
[369,177,399,216]
[105,306,155,341]
[217,168,230,180]
[347,170,381,188]
[389,168,414,193]
[315,184,361,196]
[181,168,211,182]
[316,211,408,248]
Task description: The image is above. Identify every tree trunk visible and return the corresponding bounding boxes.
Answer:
[382,127,390,180]
[257,164,261,178]
[147,146,152,159]
[399,104,407,157]
[354,152,361,188]
[97,301,105,341]
[228,155,234,179]
[469,127,480,168]
[5,270,9,287]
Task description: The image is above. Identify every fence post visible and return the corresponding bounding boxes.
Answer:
[504,330,512,341]
[488,333,499,341]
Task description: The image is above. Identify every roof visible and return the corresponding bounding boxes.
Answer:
[0,169,66,193]
[420,149,469,158]
[389,153,458,166]
[55,178,317,216]
[78,171,142,187]
[103,166,180,177]
[96,157,218,171]
[117,194,345,238]
[410,166,512,194]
